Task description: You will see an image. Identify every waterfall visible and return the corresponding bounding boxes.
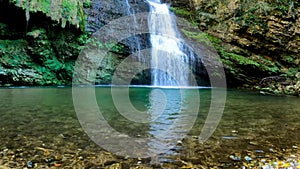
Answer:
[147,0,194,87]
[125,0,142,61]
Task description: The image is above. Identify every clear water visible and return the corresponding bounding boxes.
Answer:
[0,87,299,167]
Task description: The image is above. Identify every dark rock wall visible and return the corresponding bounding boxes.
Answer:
[0,0,149,86]
[86,0,149,32]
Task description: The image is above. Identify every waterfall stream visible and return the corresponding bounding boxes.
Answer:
[123,0,196,86]
[147,0,194,87]
[125,0,142,59]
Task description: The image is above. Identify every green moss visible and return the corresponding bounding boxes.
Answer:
[0,39,29,66]
[260,60,280,73]
[234,7,269,34]
[10,0,85,30]
[181,29,281,77]
[283,67,299,78]
[170,7,198,26]
[221,50,259,66]
[282,55,296,64]
[0,28,80,86]
[170,7,192,17]
[181,29,221,46]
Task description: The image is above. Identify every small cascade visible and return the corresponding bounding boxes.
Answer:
[147,0,195,86]
[125,0,142,61]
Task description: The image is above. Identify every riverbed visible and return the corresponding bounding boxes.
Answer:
[0,87,299,168]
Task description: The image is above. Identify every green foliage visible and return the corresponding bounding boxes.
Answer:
[180,28,281,76]
[170,7,192,17]
[234,4,269,33]
[79,35,125,54]
[274,5,288,12]
[0,23,9,36]
[170,7,198,26]
[234,0,298,33]
[45,57,61,71]
[0,40,29,66]
[110,44,124,53]
[281,55,295,64]
[282,67,299,78]
[272,0,297,15]
[220,49,281,75]
[259,59,280,73]
[78,32,92,45]
[10,0,85,30]
[82,0,90,8]
[181,29,221,46]
[0,33,78,85]
[221,50,259,66]
[61,61,75,74]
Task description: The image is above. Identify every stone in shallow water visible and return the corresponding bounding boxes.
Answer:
[229,154,241,161]
[222,136,237,140]
[244,156,252,162]
[255,150,264,153]
[27,161,34,168]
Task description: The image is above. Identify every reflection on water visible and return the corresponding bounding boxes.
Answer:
[88,87,199,157]
[0,87,299,167]
[146,88,198,157]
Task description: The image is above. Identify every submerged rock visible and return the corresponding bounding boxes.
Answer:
[27,161,34,168]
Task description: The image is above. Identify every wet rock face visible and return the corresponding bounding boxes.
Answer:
[84,0,151,52]
[83,0,151,85]
[86,0,149,32]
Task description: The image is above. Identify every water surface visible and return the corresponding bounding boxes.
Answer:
[0,87,299,168]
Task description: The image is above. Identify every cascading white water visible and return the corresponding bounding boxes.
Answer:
[147,0,194,86]
[125,0,142,61]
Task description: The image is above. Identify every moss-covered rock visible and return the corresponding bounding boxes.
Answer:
[0,26,80,86]
[0,2,82,86]
[0,0,151,86]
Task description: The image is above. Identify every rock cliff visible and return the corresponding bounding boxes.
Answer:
[170,0,299,95]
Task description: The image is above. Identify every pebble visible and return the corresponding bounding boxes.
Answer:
[222,136,237,139]
[229,155,241,161]
[177,140,183,144]
[54,163,62,167]
[290,154,296,158]
[255,150,264,153]
[249,141,258,145]
[44,158,53,163]
[27,161,34,168]
[244,156,252,162]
